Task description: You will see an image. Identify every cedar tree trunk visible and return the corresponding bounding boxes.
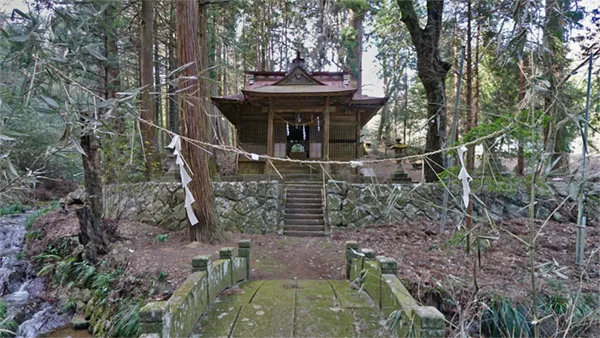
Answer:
[140,0,161,178]
[176,0,220,243]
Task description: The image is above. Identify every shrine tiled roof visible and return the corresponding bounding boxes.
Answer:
[242,85,356,96]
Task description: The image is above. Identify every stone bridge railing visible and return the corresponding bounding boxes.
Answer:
[345,241,445,337]
[138,240,252,338]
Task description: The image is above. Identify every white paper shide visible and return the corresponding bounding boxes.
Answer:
[167,135,199,226]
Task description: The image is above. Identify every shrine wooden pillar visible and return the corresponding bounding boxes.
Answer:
[356,109,361,158]
[234,106,240,147]
[323,97,330,160]
[267,99,274,157]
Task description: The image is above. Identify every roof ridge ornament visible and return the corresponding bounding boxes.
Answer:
[289,48,307,72]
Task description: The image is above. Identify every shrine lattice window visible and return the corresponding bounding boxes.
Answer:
[239,122,267,154]
[329,124,356,159]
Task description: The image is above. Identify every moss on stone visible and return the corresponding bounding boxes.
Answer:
[167,271,208,338]
[294,281,355,338]
[194,303,242,338]
[232,257,247,284]
[381,275,417,317]
[139,301,167,323]
[208,260,232,304]
[351,307,385,337]
[363,260,381,309]
[232,304,294,338]
[329,280,374,309]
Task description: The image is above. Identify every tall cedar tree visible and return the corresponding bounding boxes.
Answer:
[397,0,451,182]
[104,2,121,183]
[176,0,220,242]
[140,0,161,177]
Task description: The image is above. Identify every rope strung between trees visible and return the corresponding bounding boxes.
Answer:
[137,116,512,166]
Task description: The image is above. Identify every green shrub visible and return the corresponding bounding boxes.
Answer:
[0,301,18,337]
[62,296,78,313]
[24,202,58,230]
[25,229,44,241]
[158,271,168,282]
[0,204,27,215]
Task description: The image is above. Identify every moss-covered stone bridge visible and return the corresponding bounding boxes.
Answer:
[138,240,445,338]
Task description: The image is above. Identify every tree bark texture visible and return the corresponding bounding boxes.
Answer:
[168,0,178,134]
[176,0,220,243]
[154,27,162,148]
[349,8,364,95]
[140,0,161,178]
[397,0,451,182]
[103,2,121,184]
[78,129,108,262]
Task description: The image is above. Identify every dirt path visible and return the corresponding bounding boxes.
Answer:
[30,211,345,289]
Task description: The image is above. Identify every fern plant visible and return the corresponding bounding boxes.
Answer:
[0,302,17,338]
[481,296,532,338]
[110,299,144,337]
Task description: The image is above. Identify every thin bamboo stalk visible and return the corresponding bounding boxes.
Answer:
[440,46,465,233]
[575,51,594,265]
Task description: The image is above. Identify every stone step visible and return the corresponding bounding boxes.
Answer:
[283,230,326,237]
[285,181,323,186]
[286,188,322,193]
[286,197,322,203]
[286,193,322,198]
[286,208,323,215]
[285,203,322,209]
[284,218,324,225]
[283,213,323,219]
[281,175,322,181]
[287,189,322,195]
[283,225,325,232]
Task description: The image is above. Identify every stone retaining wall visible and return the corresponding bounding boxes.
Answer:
[346,241,445,337]
[103,181,282,233]
[327,180,599,230]
[139,240,252,338]
[104,182,185,230]
[104,179,596,233]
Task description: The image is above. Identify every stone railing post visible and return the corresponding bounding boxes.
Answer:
[361,248,376,261]
[378,257,397,275]
[345,241,359,279]
[192,255,211,273]
[220,247,235,285]
[219,247,234,260]
[413,306,446,338]
[138,301,167,336]
[237,239,252,279]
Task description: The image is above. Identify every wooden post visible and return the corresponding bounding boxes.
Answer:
[356,109,361,159]
[323,97,330,160]
[234,106,240,147]
[267,100,274,157]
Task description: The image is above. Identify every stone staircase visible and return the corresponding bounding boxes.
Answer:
[283,182,326,237]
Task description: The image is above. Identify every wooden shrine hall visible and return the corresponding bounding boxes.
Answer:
[211,53,388,177]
